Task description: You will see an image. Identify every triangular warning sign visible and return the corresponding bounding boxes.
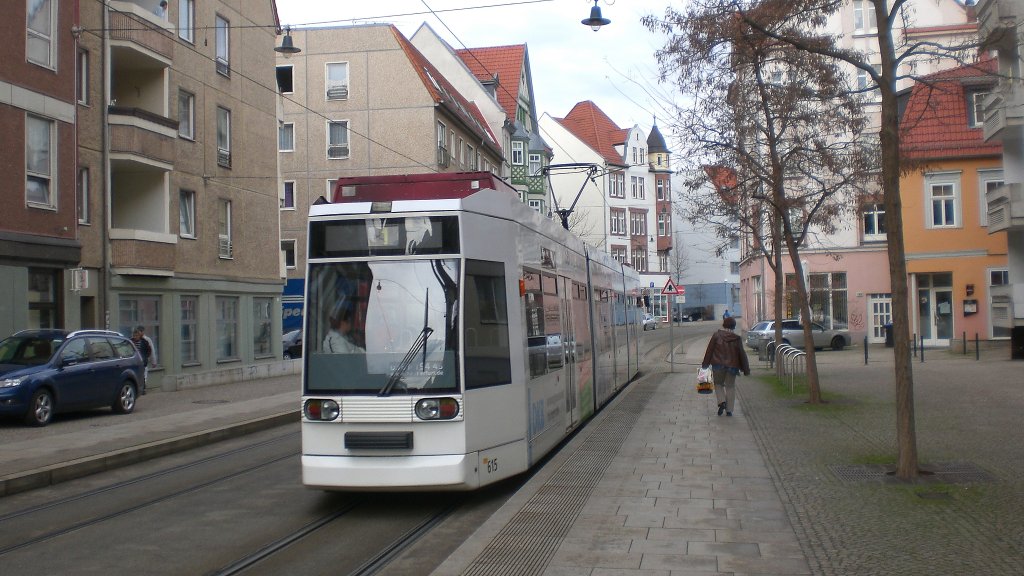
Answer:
[662,278,681,295]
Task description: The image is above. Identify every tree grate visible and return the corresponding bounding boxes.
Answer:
[830,462,995,484]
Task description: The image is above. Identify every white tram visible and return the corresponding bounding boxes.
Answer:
[301,172,644,491]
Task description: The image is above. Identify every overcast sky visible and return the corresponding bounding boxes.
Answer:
[276,0,680,132]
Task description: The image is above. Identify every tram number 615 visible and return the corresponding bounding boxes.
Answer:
[484,457,498,474]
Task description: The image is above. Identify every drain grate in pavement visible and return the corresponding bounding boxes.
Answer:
[830,462,994,484]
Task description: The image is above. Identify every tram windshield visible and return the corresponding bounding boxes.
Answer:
[304,259,460,395]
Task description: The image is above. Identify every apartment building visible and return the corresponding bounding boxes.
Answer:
[74,0,285,390]
[977,0,1024,358]
[0,0,80,337]
[900,58,1007,347]
[275,24,503,330]
[738,0,980,344]
[538,101,673,317]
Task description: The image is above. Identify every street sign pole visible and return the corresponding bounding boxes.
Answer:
[669,294,675,373]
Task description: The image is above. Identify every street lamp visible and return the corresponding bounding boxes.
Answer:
[275,27,301,56]
[581,0,611,31]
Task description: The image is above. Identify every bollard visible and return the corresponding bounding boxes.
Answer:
[864,335,868,365]
[913,333,917,357]
[963,331,967,355]
[975,333,980,361]
[920,333,925,363]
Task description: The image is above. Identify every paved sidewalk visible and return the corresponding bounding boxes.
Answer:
[0,372,299,496]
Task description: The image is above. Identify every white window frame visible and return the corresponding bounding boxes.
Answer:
[610,209,626,235]
[276,64,294,94]
[78,167,90,224]
[179,189,195,238]
[26,114,55,209]
[631,176,638,199]
[327,120,350,159]
[215,15,230,76]
[853,0,877,33]
[180,295,198,365]
[326,62,349,100]
[528,153,541,176]
[978,169,1003,227]
[215,296,239,361]
[278,122,294,152]
[178,0,194,43]
[925,173,961,229]
[970,92,989,128]
[178,90,194,140]
[77,49,89,105]
[218,199,232,258]
[989,267,1011,339]
[862,202,885,241]
[281,180,295,210]
[528,199,542,212]
[638,178,645,200]
[467,144,475,170]
[512,141,524,165]
[26,0,56,69]
[216,106,231,167]
[281,239,297,269]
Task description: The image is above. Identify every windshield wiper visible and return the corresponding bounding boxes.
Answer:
[379,288,432,396]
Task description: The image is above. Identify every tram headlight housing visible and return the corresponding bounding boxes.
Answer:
[304,399,340,421]
[415,397,460,420]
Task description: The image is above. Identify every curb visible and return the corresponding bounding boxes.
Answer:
[0,411,298,498]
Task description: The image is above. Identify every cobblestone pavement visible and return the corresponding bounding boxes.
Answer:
[729,344,1024,575]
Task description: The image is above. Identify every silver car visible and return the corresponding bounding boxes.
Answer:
[745,319,850,351]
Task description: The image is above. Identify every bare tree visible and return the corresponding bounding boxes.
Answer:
[646,0,874,401]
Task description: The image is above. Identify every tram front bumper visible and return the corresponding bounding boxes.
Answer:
[302,453,479,491]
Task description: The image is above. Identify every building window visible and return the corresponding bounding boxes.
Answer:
[215,15,230,76]
[179,190,195,238]
[926,175,960,228]
[512,141,524,165]
[638,178,645,199]
[730,261,740,274]
[657,213,669,236]
[631,247,647,272]
[282,239,296,269]
[77,49,89,104]
[610,209,626,235]
[178,0,194,42]
[630,211,647,236]
[281,181,295,210]
[279,122,294,152]
[276,65,293,93]
[327,120,349,159]
[978,169,1003,227]
[218,199,232,258]
[632,147,637,164]
[968,92,989,128]
[180,295,198,365]
[437,121,449,167]
[216,106,231,167]
[119,295,160,366]
[215,296,239,361]
[528,199,542,212]
[853,0,876,32]
[862,202,885,241]
[528,153,541,176]
[656,179,665,201]
[659,252,669,272]
[78,168,90,225]
[458,137,465,168]
[26,114,55,209]
[610,246,627,264]
[27,0,55,68]
[467,145,476,170]
[631,176,638,199]
[178,90,194,139]
[326,62,349,100]
[254,298,273,357]
[28,268,60,329]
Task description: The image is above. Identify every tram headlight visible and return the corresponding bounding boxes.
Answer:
[415,397,460,420]
[304,399,340,421]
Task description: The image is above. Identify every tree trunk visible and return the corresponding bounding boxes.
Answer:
[788,253,822,403]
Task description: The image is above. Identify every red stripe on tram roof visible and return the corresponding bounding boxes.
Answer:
[330,172,517,203]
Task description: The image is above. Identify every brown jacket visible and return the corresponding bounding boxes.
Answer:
[702,329,750,375]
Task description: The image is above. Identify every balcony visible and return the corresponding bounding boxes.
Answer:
[977,0,1020,52]
[110,234,177,276]
[986,182,1024,233]
[108,106,177,166]
[982,85,1024,143]
[107,6,174,62]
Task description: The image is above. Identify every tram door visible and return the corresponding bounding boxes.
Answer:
[561,277,580,429]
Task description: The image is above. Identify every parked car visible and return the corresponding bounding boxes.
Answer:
[745,319,850,351]
[0,329,144,426]
[642,313,658,331]
[283,329,303,359]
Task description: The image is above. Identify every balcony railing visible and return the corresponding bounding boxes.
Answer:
[108,10,173,60]
[977,0,1020,51]
[108,106,177,165]
[110,238,175,274]
[986,182,1024,232]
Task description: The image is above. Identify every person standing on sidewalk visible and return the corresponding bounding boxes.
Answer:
[131,326,155,394]
[701,316,750,416]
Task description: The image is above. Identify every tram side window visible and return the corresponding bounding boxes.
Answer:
[464,260,511,388]
[524,269,561,378]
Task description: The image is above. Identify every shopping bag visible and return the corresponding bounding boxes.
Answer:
[696,367,714,394]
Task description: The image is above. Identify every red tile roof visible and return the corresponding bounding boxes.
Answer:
[554,101,628,166]
[900,57,1001,160]
[389,26,501,154]
[455,45,525,122]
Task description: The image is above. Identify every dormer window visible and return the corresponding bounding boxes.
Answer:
[968,91,989,128]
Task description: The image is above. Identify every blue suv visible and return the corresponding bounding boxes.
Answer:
[0,329,145,426]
